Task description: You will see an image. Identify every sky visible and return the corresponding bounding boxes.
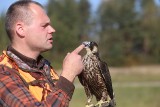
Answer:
[0,0,101,14]
[1,0,159,15]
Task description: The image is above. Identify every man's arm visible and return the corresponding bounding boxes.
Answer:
[0,65,71,107]
[0,44,84,107]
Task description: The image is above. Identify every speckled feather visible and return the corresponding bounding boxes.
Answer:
[78,41,114,102]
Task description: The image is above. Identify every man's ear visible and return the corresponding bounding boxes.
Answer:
[15,22,25,38]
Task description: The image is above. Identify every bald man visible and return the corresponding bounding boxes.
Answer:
[0,1,84,107]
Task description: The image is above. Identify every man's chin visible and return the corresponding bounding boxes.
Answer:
[41,46,53,52]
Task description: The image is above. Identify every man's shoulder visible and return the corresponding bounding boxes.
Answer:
[0,65,17,76]
[0,64,21,86]
[0,51,6,62]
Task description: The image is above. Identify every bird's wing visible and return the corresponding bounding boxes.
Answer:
[99,61,114,99]
[78,72,92,98]
[78,72,85,86]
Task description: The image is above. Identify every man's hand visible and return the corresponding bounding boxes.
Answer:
[61,44,85,82]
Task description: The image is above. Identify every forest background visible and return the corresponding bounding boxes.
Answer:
[0,0,160,68]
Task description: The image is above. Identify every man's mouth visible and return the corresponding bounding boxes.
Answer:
[49,38,52,40]
[48,37,53,44]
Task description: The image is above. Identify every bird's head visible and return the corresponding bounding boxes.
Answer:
[82,41,99,55]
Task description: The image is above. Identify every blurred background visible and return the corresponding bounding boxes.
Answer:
[0,0,160,107]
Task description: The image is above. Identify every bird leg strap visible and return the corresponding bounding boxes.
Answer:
[94,99,116,107]
[94,100,110,107]
[85,95,94,107]
[85,104,95,107]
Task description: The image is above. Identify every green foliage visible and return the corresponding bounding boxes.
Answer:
[45,0,91,68]
[77,0,91,41]
[47,0,79,53]
[0,13,9,52]
[98,0,160,66]
[47,0,91,51]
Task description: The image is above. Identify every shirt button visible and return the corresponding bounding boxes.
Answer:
[35,102,41,106]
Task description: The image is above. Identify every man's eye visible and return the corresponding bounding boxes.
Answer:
[42,23,50,28]
[42,25,47,28]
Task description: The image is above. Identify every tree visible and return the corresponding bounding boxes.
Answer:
[77,0,91,41]
[45,0,91,68]
[139,0,160,62]
[47,0,91,51]
[98,0,160,66]
[98,0,138,66]
[0,13,9,52]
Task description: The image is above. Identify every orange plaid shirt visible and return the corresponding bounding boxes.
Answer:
[0,47,75,107]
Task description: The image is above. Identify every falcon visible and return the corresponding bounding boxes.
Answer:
[78,41,116,107]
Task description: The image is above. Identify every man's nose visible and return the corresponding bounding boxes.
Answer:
[49,26,56,33]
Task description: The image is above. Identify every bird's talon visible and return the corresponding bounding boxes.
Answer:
[85,103,94,107]
[95,100,110,107]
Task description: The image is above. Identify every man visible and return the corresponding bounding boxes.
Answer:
[0,1,84,107]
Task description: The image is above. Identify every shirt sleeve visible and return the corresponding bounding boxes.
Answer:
[0,65,75,107]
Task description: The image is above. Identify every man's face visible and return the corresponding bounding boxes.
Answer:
[25,4,55,53]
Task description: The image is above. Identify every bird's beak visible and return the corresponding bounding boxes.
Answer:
[82,41,91,47]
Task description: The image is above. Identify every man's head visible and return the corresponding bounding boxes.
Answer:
[5,0,55,55]
[5,0,43,40]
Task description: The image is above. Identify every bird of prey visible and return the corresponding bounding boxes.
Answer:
[78,41,116,107]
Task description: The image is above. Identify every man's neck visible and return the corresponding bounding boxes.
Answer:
[11,44,40,60]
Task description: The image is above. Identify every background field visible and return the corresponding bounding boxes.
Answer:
[69,65,160,107]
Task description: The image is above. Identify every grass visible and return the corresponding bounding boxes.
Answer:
[114,87,160,107]
[69,66,160,107]
[111,71,160,82]
[70,87,160,107]
[70,89,87,107]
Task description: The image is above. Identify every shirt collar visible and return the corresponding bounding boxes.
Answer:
[7,45,43,68]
